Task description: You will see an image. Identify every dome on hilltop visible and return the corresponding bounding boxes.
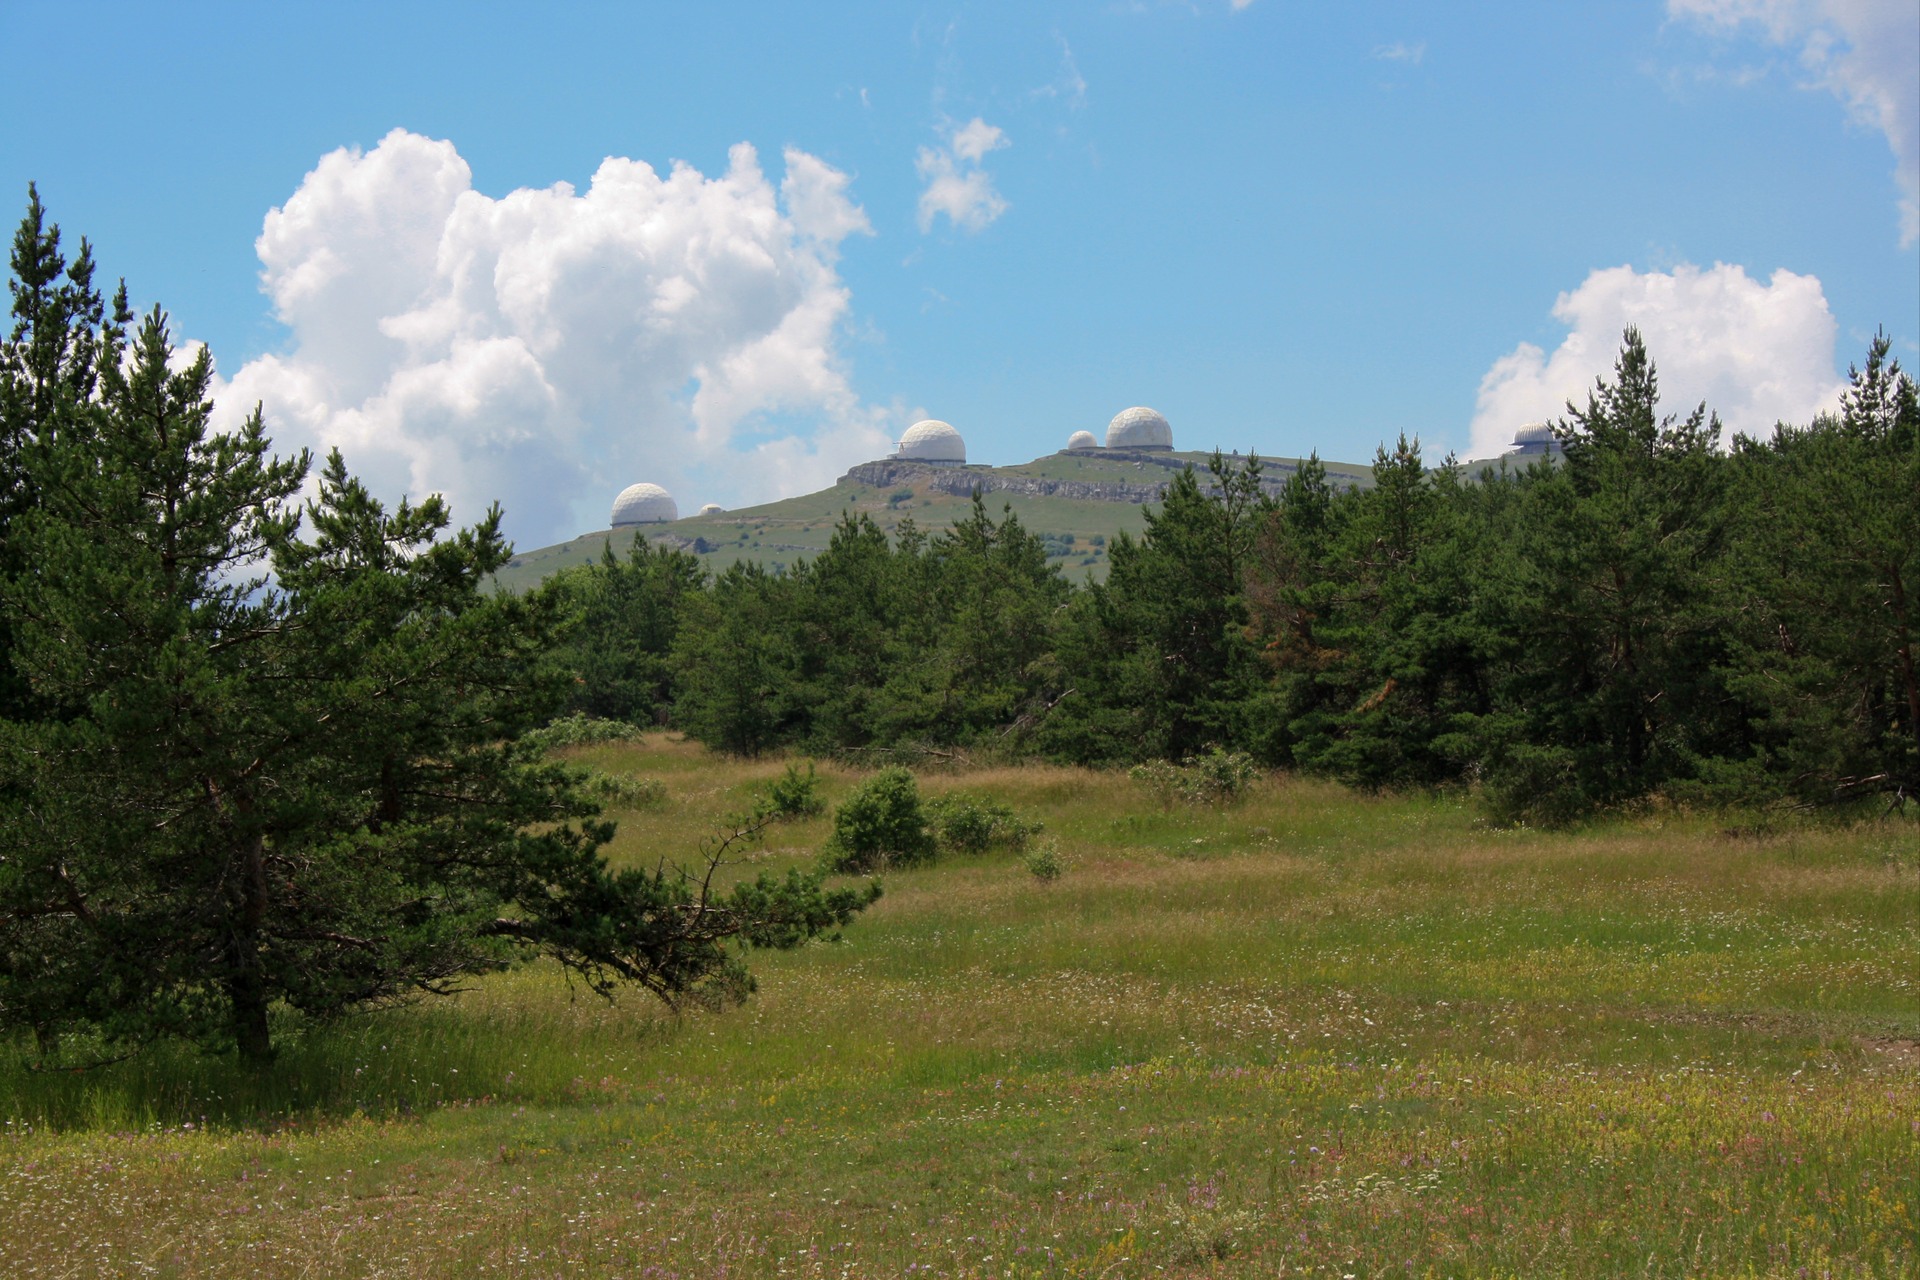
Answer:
[896,419,966,463]
[699,502,725,516]
[1065,430,1099,451]
[610,482,678,527]
[1509,423,1559,456]
[1105,406,1173,450]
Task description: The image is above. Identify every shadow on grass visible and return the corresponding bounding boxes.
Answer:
[1,984,679,1132]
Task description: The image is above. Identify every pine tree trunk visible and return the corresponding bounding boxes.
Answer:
[225,826,274,1065]
[228,963,273,1066]
[1888,567,1920,774]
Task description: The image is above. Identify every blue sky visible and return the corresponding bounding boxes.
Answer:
[3,0,1915,546]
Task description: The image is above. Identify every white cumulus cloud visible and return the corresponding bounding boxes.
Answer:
[212,128,891,548]
[1468,262,1847,458]
[1669,0,1920,246]
[916,118,1010,233]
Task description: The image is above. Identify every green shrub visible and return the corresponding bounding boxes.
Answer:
[927,793,1042,853]
[822,767,935,872]
[580,769,667,808]
[525,713,645,752]
[1479,742,1591,828]
[1022,838,1064,884]
[1187,746,1259,800]
[762,760,827,820]
[1130,747,1260,805]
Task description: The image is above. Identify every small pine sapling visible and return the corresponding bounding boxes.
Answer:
[822,767,935,872]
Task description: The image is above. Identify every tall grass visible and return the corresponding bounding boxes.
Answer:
[2,735,1914,1278]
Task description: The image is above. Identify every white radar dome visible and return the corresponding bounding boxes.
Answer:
[896,419,967,463]
[1066,430,1099,450]
[610,482,678,527]
[1508,423,1562,457]
[698,502,725,516]
[1105,406,1173,450]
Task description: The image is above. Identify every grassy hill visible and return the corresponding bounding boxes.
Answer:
[3,739,1912,1277]
[490,449,1375,592]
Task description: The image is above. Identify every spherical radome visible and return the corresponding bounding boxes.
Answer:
[896,419,966,463]
[610,482,678,526]
[1066,430,1099,450]
[699,502,725,516]
[1509,423,1559,455]
[1105,406,1173,450]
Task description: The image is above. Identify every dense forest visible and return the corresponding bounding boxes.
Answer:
[546,330,1919,825]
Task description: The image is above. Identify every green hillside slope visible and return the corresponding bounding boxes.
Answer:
[490,449,1374,593]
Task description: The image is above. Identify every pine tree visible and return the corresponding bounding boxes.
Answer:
[1,305,311,1059]
[1720,333,1920,801]
[1042,454,1272,762]
[672,561,796,756]
[540,535,705,724]
[889,494,1069,744]
[0,205,876,1064]
[1479,328,1739,817]
[0,184,115,722]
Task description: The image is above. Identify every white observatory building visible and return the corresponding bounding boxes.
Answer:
[1105,406,1174,451]
[609,482,679,528]
[1064,429,1099,451]
[895,419,967,465]
[1507,424,1561,459]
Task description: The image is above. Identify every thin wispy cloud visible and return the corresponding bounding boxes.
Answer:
[1373,40,1427,65]
[1669,0,1919,246]
[915,117,1011,233]
[1031,37,1089,108]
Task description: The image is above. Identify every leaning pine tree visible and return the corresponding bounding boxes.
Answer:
[0,198,876,1064]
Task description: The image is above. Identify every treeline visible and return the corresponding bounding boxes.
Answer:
[545,330,1919,822]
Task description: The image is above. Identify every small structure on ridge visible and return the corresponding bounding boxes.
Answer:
[1105,406,1174,451]
[1506,424,1561,460]
[895,419,967,465]
[610,482,678,527]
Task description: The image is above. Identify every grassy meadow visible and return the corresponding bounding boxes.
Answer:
[2,737,1915,1277]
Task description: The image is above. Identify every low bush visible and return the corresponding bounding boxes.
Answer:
[927,794,1042,853]
[525,713,645,752]
[580,769,667,808]
[1022,838,1064,884]
[761,760,827,821]
[1130,747,1260,806]
[822,767,935,872]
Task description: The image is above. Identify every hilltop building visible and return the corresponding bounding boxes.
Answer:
[698,502,725,516]
[1105,406,1173,451]
[1063,429,1099,451]
[1506,423,1562,460]
[895,419,967,465]
[610,482,678,527]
